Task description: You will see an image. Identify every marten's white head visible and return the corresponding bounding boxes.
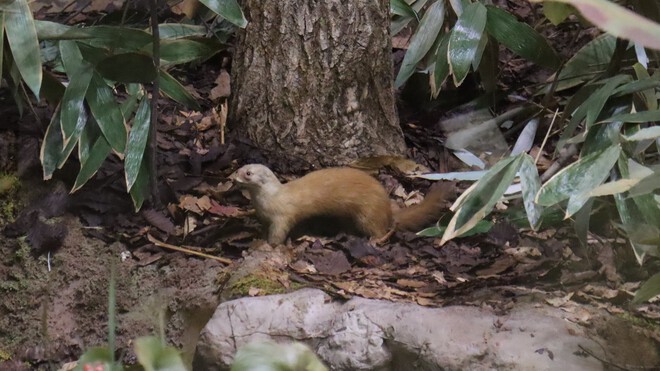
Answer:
[232,164,281,191]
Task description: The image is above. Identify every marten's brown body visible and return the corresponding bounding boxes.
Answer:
[232,164,451,244]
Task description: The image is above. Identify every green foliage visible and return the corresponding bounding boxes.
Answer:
[429,1,660,303]
[0,1,239,209]
[391,0,559,92]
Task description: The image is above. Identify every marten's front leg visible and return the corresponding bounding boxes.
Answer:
[267,217,290,244]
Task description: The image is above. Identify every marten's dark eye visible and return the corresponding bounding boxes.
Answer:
[246,171,252,176]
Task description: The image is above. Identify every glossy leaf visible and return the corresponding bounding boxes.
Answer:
[125,98,151,191]
[391,0,417,19]
[157,24,207,39]
[59,40,93,142]
[448,2,487,86]
[35,20,90,40]
[395,0,445,88]
[72,135,112,192]
[601,110,660,125]
[623,126,660,142]
[431,33,450,97]
[198,0,247,28]
[545,34,615,92]
[96,53,158,83]
[632,63,657,111]
[536,145,621,206]
[130,159,150,211]
[159,38,223,65]
[4,0,42,99]
[441,155,523,244]
[531,0,660,50]
[86,73,127,154]
[518,154,543,230]
[392,0,429,36]
[583,75,630,128]
[81,26,152,51]
[159,70,201,110]
[485,5,560,70]
[40,108,63,180]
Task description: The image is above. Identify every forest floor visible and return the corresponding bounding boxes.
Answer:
[0,1,659,369]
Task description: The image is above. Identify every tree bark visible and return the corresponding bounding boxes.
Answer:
[230,0,406,167]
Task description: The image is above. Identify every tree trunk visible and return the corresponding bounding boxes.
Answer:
[230,0,406,167]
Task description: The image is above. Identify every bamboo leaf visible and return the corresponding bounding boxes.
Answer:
[448,2,487,86]
[159,70,201,110]
[485,5,560,69]
[4,0,42,99]
[395,0,446,88]
[86,73,127,154]
[125,98,151,191]
[536,145,621,206]
[72,135,112,192]
[198,0,248,28]
[96,53,157,83]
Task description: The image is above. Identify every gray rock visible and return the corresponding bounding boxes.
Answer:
[193,289,605,370]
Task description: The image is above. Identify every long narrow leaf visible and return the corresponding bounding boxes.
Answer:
[4,0,42,99]
[60,40,93,142]
[125,98,151,191]
[448,2,487,86]
[40,108,63,180]
[159,70,201,110]
[485,5,559,70]
[536,145,621,206]
[198,0,248,28]
[441,155,523,243]
[72,135,112,192]
[395,0,446,88]
[86,73,127,154]
[519,154,543,230]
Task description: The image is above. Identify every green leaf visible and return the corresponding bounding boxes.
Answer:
[157,23,207,39]
[519,154,543,230]
[485,5,560,70]
[130,159,150,211]
[601,110,660,125]
[81,26,152,51]
[395,0,446,88]
[4,0,42,99]
[545,34,615,93]
[583,75,630,128]
[612,79,660,98]
[448,2,487,86]
[134,336,187,371]
[40,108,63,180]
[441,155,523,243]
[159,70,201,110]
[417,219,492,237]
[532,0,660,50]
[35,20,90,40]
[159,38,224,65]
[536,145,621,206]
[391,0,417,19]
[632,273,660,304]
[623,126,660,142]
[96,53,158,83]
[543,2,575,25]
[198,0,248,28]
[632,63,657,111]
[59,40,93,141]
[125,98,151,191]
[72,134,112,192]
[86,73,127,154]
[431,33,450,97]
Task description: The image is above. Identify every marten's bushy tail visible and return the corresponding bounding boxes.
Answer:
[393,182,454,231]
